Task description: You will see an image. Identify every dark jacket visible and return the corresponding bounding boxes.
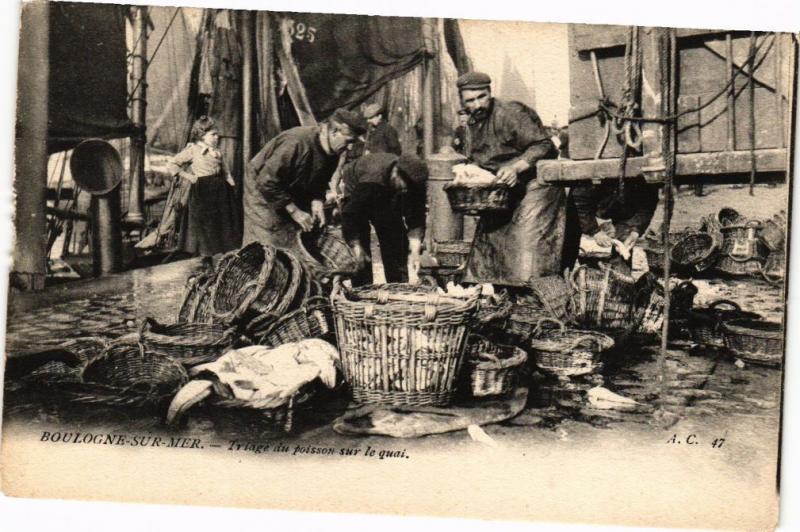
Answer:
[571,178,659,237]
[340,153,425,244]
[365,121,402,156]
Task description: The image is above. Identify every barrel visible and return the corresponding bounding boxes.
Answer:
[425,152,466,248]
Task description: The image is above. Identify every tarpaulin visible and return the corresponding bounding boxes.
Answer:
[146,7,199,153]
[47,2,135,153]
[280,12,426,118]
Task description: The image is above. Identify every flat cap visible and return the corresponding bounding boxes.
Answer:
[363,103,384,119]
[396,155,429,187]
[456,71,492,90]
[330,108,368,135]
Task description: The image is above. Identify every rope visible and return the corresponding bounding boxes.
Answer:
[127,7,181,106]
[748,32,757,195]
[573,32,774,127]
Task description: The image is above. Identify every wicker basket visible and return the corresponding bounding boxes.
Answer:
[443,182,511,215]
[176,272,216,324]
[253,297,334,347]
[207,395,296,433]
[688,300,761,348]
[717,221,768,278]
[433,240,473,268]
[642,232,686,275]
[331,282,479,407]
[505,302,552,341]
[528,318,614,378]
[208,243,291,323]
[759,211,786,252]
[718,207,745,227]
[527,274,574,320]
[569,264,645,330]
[464,336,527,397]
[65,342,189,407]
[139,317,236,366]
[721,318,784,367]
[670,232,719,273]
[298,228,359,278]
[21,337,109,383]
[761,249,785,285]
[634,280,697,336]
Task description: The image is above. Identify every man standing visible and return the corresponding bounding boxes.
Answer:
[457,72,566,285]
[242,109,366,249]
[363,103,402,156]
[340,153,428,286]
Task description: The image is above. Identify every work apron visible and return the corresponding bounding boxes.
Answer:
[465,179,567,286]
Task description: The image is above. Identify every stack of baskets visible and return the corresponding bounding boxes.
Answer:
[463,335,527,397]
[528,318,614,378]
[174,242,331,350]
[443,181,511,215]
[331,282,479,406]
[759,210,786,285]
[716,219,768,277]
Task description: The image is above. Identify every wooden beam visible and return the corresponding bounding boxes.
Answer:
[537,148,788,183]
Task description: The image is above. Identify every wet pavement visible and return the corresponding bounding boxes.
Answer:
[1,251,785,467]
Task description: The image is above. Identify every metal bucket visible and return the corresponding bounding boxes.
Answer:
[69,139,123,195]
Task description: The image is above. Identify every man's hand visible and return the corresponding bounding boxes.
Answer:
[623,231,640,250]
[287,205,314,232]
[225,173,236,187]
[311,200,326,227]
[593,230,614,248]
[495,165,519,187]
[180,171,198,185]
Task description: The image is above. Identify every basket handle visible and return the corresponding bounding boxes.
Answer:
[570,335,600,351]
[708,299,741,311]
[533,317,565,337]
[138,317,159,339]
[758,263,783,286]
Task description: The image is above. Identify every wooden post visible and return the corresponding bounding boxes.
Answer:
[422,18,437,157]
[126,5,147,225]
[12,2,50,291]
[640,27,670,183]
[241,10,253,163]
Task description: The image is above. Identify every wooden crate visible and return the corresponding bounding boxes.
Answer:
[567,26,793,162]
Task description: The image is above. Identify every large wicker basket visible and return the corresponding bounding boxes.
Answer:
[443,182,511,215]
[528,318,614,378]
[688,300,761,348]
[721,318,783,367]
[464,335,527,397]
[527,274,574,320]
[139,317,236,366]
[642,233,684,275]
[331,282,479,407]
[505,302,552,341]
[717,221,768,277]
[569,264,646,330]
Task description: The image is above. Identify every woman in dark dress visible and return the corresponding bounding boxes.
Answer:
[166,116,242,256]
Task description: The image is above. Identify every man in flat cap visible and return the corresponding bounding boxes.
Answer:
[456,71,569,285]
[363,103,402,156]
[339,153,428,285]
[243,108,366,249]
